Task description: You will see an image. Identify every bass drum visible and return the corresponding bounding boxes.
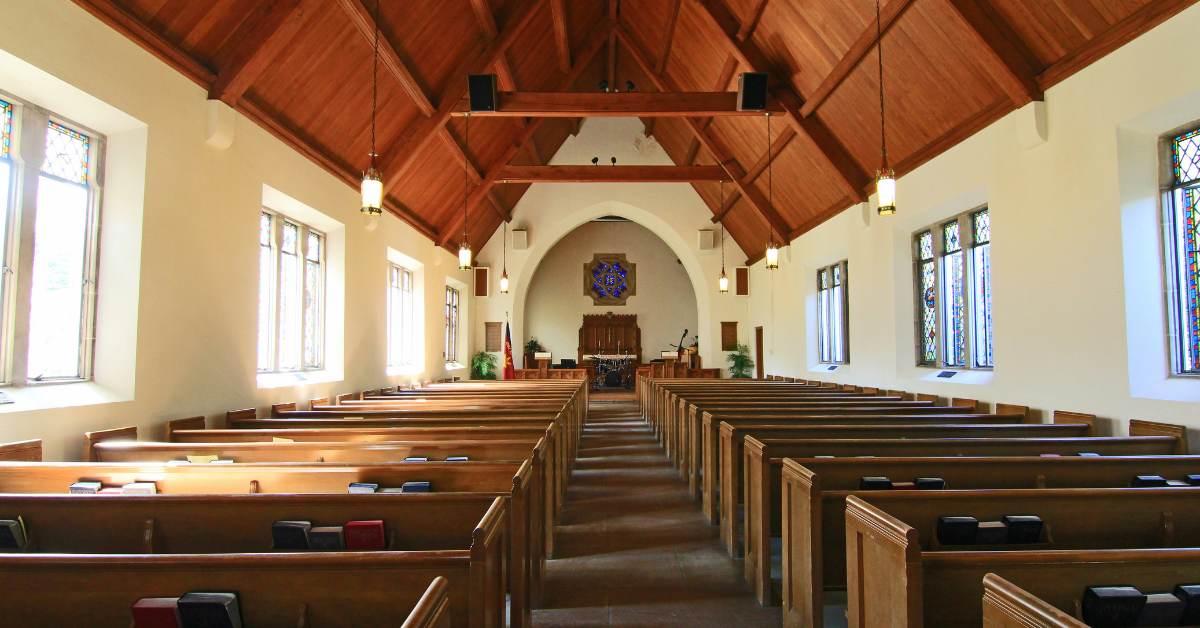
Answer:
[604,370,622,388]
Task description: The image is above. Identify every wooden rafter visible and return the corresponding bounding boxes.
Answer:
[469,0,499,36]
[711,125,795,222]
[436,23,612,247]
[451,91,786,116]
[437,128,510,221]
[614,23,793,238]
[336,0,435,116]
[526,136,543,165]
[550,0,571,72]
[737,0,770,41]
[941,0,1042,106]
[799,0,916,117]
[378,0,547,195]
[496,165,728,182]
[657,0,684,74]
[494,56,518,91]
[208,0,316,105]
[692,0,870,204]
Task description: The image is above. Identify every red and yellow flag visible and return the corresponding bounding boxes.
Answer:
[503,321,516,380]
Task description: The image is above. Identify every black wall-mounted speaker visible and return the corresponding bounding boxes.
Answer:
[467,74,498,112]
[737,73,769,112]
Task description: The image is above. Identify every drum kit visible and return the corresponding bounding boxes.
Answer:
[590,353,634,389]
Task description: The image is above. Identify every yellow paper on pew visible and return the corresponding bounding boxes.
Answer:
[345,416,364,420]
[272,437,294,442]
[186,455,219,464]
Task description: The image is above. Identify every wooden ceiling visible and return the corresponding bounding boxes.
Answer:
[74,0,1194,262]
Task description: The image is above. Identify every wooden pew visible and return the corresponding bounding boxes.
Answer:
[740,431,1186,583]
[846,492,1200,628]
[0,439,41,461]
[407,577,452,628]
[166,423,551,444]
[779,452,1200,628]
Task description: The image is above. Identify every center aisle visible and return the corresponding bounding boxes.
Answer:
[533,395,783,627]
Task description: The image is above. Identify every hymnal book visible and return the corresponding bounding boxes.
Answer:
[99,488,123,495]
[891,482,916,490]
[1039,454,1061,458]
[209,460,234,464]
[122,482,158,495]
[915,478,945,490]
[1186,475,1200,486]
[348,483,378,494]
[402,481,431,493]
[1002,515,1043,543]
[131,598,180,628]
[1079,453,1101,457]
[1167,480,1190,487]
[176,592,241,628]
[1132,475,1169,487]
[1175,585,1200,625]
[70,481,102,494]
[271,521,311,550]
[344,520,385,550]
[446,456,468,462]
[974,521,1008,545]
[186,455,219,464]
[936,516,978,545]
[378,488,405,494]
[1082,587,1146,628]
[272,437,294,443]
[1137,593,1184,627]
[854,456,876,458]
[858,477,892,490]
[309,526,345,550]
[813,455,835,459]
[0,517,27,549]
[404,457,429,462]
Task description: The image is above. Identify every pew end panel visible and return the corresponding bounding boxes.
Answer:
[82,427,137,462]
[226,408,256,427]
[0,439,41,462]
[995,404,1030,423]
[307,397,329,411]
[163,417,206,442]
[1053,411,1095,436]
[272,402,298,415]
[845,495,924,628]
[404,577,452,628]
[982,574,1083,628]
[1129,419,1190,454]
[469,496,509,628]
[781,458,823,628]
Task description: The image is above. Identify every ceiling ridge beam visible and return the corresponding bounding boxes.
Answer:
[940,0,1042,106]
[209,0,317,105]
[615,21,793,238]
[551,0,571,72]
[437,128,510,221]
[497,165,729,182]
[336,0,435,116]
[436,22,611,247]
[711,125,795,222]
[691,0,870,205]
[378,0,547,195]
[657,0,684,74]
[799,0,915,117]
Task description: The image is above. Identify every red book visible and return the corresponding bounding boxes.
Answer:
[131,598,179,628]
[344,520,385,550]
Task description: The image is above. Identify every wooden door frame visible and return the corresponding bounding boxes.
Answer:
[754,326,764,380]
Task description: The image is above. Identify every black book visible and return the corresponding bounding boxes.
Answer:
[271,520,311,550]
[1132,475,1169,487]
[858,477,892,490]
[1185,475,1200,486]
[936,516,978,545]
[1137,593,1184,627]
[1175,585,1200,626]
[177,592,241,628]
[0,518,26,549]
[1082,586,1146,628]
[974,521,1008,545]
[915,477,945,490]
[1002,515,1043,543]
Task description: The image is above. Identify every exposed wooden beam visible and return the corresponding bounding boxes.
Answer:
[209,0,315,105]
[469,0,499,36]
[378,0,547,195]
[692,0,870,204]
[437,128,509,221]
[497,165,728,182]
[607,31,618,92]
[737,0,770,41]
[494,55,518,91]
[711,125,795,222]
[70,0,216,88]
[683,138,701,165]
[941,0,1041,106]
[799,0,916,117]
[451,91,786,116]
[657,0,684,74]
[437,23,611,246]
[336,0,435,116]
[551,0,571,72]
[614,23,793,237]
[526,135,543,165]
[641,117,657,137]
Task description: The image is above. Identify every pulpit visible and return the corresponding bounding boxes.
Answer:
[578,313,641,364]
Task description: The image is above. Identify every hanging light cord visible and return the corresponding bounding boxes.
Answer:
[767,113,773,246]
[877,0,887,168]
[371,0,379,168]
[503,181,508,271]
[463,113,470,243]
[720,179,725,271]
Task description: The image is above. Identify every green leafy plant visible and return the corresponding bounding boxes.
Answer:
[524,338,542,355]
[471,350,498,380]
[726,342,754,379]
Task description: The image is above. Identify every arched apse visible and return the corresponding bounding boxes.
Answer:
[509,200,713,368]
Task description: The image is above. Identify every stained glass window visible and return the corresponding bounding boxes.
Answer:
[0,100,11,160]
[817,261,848,364]
[940,220,966,366]
[915,231,937,365]
[303,230,324,369]
[591,261,630,298]
[445,286,459,363]
[257,211,274,372]
[915,211,990,370]
[277,221,301,371]
[388,264,415,367]
[42,121,90,184]
[970,209,993,368]
[1166,129,1200,374]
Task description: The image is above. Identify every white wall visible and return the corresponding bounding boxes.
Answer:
[471,117,749,373]
[0,0,473,460]
[524,220,698,363]
[746,4,1200,438]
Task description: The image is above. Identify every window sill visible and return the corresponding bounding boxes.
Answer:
[256,370,343,390]
[809,363,848,374]
[445,363,466,371]
[386,364,423,377]
[0,380,130,413]
[914,368,994,386]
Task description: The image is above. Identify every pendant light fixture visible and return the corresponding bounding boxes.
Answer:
[458,112,473,270]
[875,0,896,216]
[764,113,780,270]
[499,182,510,294]
[718,179,729,293]
[360,0,383,230]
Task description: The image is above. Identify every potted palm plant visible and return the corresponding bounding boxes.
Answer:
[471,350,498,380]
[726,342,754,378]
[523,338,542,369]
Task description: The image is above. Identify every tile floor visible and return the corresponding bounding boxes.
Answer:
[533,399,783,627]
